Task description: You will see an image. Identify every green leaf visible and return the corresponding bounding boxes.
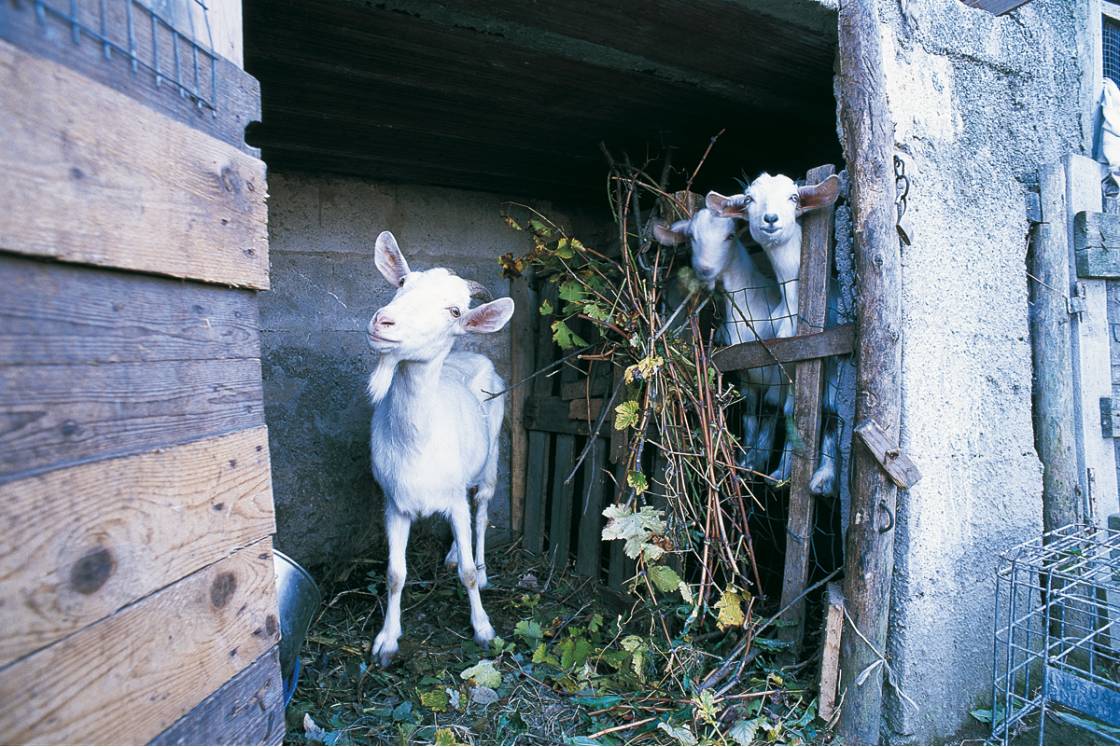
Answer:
[657,722,697,746]
[626,470,649,496]
[539,298,554,316]
[559,637,593,670]
[514,619,544,646]
[434,727,458,746]
[391,700,414,722]
[528,218,553,237]
[730,718,762,746]
[694,689,720,726]
[460,659,502,688]
[582,301,612,322]
[531,642,559,666]
[613,400,640,430]
[601,504,666,560]
[420,687,450,712]
[558,280,585,303]
[648,565,681,593]
[969,708,993,724]
[551,320,588,350]
[588,612,604,634]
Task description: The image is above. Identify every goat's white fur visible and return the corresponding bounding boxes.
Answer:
[706,172,841,491]
[653,208,789,477]
[366,230,514,666]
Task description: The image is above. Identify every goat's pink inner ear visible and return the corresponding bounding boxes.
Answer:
[798,174,841,211]
[374,231,411,286]
[705,191,745,218]
[653,222,686,246]
[463,298,515,334]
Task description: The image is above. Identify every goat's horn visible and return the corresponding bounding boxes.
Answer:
[466,280,492,303]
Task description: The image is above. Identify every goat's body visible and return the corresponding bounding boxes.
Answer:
[370,352,503,521]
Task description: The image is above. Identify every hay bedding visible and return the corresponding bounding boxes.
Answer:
[284,535,824,746]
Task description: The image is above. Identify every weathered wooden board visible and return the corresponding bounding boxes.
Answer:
[150,645,284,746]
[525,396,594,436]
[548,436,577,567]
[522,430,551,555]
[0,539,280,745]
[575,438,609,577]
[854,420,922,489]
[0,358,265,481]
[0,39,269,289]
[0,0,260,155]
[778,164,836,653]
[0,255,261,366]
[569,397,605,422]
[1074,211,1120,279]
[712,325,854,373]
[0,427,274,668]
[818,583,845,722]
[508,272,537,535]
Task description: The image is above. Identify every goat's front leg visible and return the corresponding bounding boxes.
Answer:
[472,485,492,589]
[809,417,840,497]
[766,387,795,484]
[371,507,410,667]
[449,502,494,646]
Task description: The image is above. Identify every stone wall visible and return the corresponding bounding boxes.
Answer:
[864,0,1094,741]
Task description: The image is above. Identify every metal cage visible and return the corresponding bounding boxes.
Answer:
[991,522,1120,744]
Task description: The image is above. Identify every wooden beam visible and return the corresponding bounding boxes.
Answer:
[0,539,280,745]
[818,583,846,722]
[150,645,285,746]
[0,427,274,667]
[508,272,537,537]
[0,255,260,366]
[835,2,903,743]
[0,358,265,480]
[575,439,610,578]
[0,39,269,289]
[569,398,605,422]
[778,163,838,654]
[1033,167,1084,532]
[525,395,596,436]
[1074,211,1120,278]
[712,324,854,372]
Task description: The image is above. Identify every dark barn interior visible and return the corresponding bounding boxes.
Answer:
[243,0,841,201]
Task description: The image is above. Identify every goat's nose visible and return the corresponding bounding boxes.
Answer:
[371,311,395,330]
[764,213,779,225]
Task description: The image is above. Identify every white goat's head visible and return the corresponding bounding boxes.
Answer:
[708,173,840,250]
[653,208,740,290]
[368,231,515,362]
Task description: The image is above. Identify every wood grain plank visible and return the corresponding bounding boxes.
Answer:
[150,645,284,746]
[0,427,275,667]
[854,420,922,489]
[778,164,837,654]
[0,358,265,481]
[0,39,269,289]
[525,395,594,436]
[0,538,281,745]
[522,431,551,555]
[1074,211,1120,279]
[959,0,1033,14]
[508,271,537,536]
[548,435,576,568]
[0,0,260,155]
[818,583,845,722]
[575,438,609,577]
[712,324,854,372]
[0,255,260,366]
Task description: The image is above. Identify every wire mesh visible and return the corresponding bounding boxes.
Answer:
[991,523,1120,744]
[1105,14,1120,86]
[25,0,218,111]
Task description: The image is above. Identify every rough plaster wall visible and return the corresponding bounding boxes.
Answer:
[866,1,1093,742]
[261,173,572,569]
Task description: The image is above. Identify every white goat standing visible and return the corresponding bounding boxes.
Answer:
[365,230,514,666]
[707,173,841,492]
[653,205,789,478]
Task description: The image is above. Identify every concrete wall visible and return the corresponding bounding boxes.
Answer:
[864,0,1094,742]
[261,173,576,568]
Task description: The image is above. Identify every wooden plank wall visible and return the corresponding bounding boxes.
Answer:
[0,1,282,742]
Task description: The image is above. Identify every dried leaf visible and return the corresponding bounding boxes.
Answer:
[459,659,502,689]
[716,586,746,631]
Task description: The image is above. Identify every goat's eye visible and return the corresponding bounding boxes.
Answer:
[449,306,461,319]
[790,194,800,204]
[399,275,407,287]
[725,233,735,241]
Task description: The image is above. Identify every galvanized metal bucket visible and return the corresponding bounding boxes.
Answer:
[273,549,321,703]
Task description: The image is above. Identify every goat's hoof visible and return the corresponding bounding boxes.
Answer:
[473,622,496,648]
[476,569,489,589]
[809,468,837,497]
[444,546,458,571]
[370,633,399,668]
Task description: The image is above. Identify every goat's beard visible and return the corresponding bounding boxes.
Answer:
[367,355,399,404]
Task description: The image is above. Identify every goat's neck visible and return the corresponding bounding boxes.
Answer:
[719,238,760,296]
[762,228,802,325]
[370,352,449,439]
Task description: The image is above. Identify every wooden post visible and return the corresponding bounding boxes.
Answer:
[1033,163,1085,532]
[778,163,837,653]
[836,1,903,743]
[508,269,537,536]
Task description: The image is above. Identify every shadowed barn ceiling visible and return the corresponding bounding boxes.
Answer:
[244,0,840,201]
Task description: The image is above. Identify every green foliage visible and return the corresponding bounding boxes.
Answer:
[601,504,665,561]
[459,660,502,688]
[613,401,641,430]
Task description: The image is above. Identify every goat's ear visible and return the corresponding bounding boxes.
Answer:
[797,175,841,213]
[374,231,411,287]
[706,191,746,218]
[653,219,691,246]
[462,297,515,334]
